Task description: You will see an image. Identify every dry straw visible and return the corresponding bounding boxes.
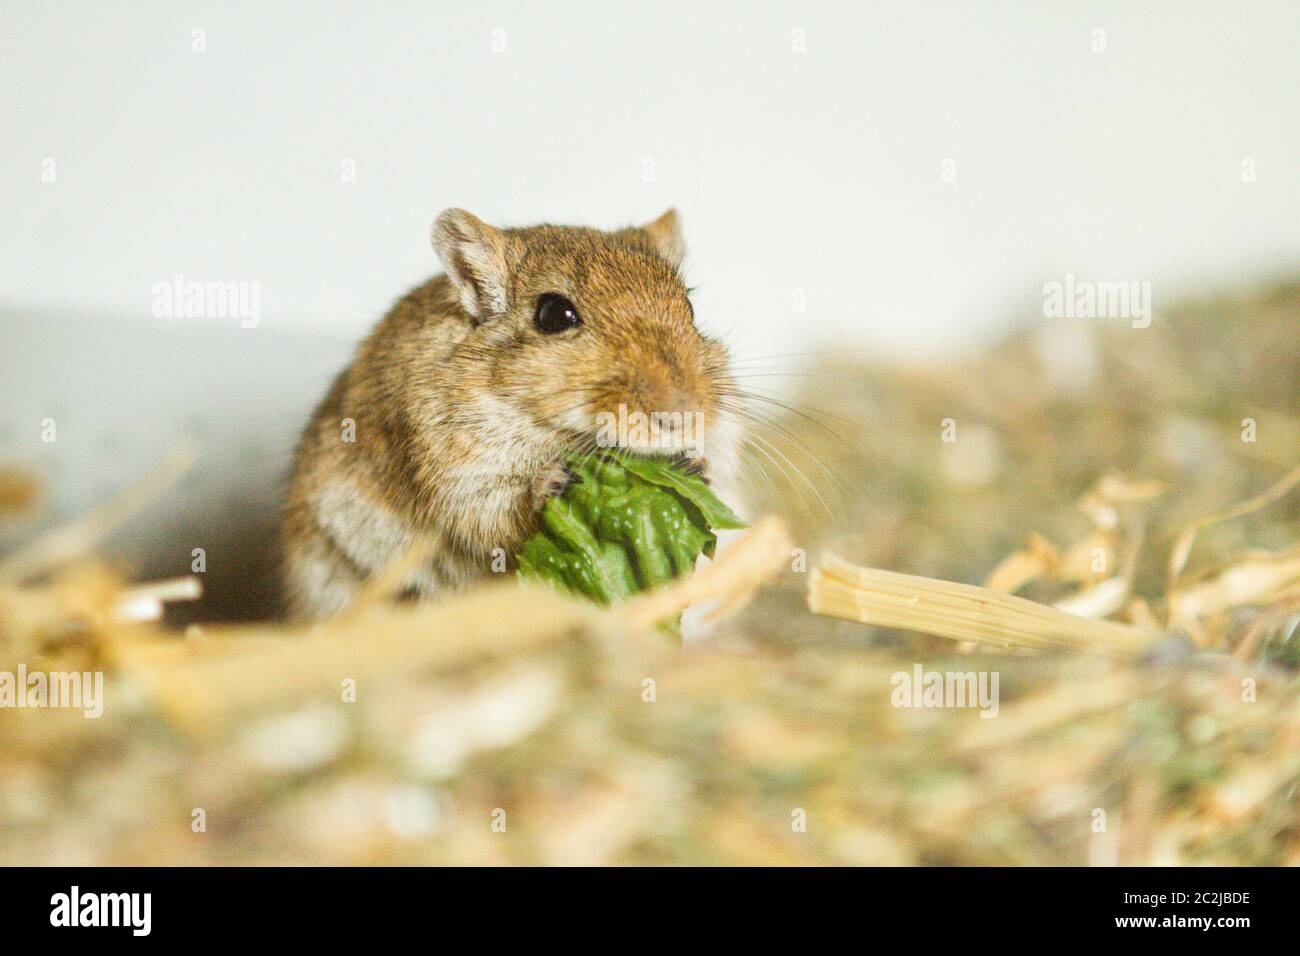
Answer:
[1,284,1296,865]
[809,553,1163,656]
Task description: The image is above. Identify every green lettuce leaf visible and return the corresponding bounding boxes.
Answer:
[516,450,747,634]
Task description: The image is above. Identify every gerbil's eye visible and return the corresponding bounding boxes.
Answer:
[534,293,582,334]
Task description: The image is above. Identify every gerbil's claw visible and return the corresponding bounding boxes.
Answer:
[672,453,710,484]
[532,461,582,510]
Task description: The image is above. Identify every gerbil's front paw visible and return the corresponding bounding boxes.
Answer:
[531,461,581,511]
[672,453,710,484]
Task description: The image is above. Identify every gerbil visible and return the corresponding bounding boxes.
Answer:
[281,208,743,620]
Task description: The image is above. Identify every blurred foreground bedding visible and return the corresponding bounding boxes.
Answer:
[0,282,1296,865]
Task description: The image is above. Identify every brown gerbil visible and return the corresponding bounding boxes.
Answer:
[281,208,743,620]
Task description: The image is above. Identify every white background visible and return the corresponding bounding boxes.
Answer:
[3,0,1298,358]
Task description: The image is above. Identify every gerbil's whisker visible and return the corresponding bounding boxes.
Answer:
[740,423,837,520]
[722,405,851,502]
[736,428,807,511]
[717,384,866,450]
[735,452,778,505]
[724,348,875,364]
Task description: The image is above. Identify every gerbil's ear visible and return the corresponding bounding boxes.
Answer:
[638,208,686,269]
[431,208,510,320]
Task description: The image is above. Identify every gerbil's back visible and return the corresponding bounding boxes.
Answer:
[354,274,470,388]
[286,277,465,497]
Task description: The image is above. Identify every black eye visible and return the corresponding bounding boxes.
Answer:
[534,293,582,334]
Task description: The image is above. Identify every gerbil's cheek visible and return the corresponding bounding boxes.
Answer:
[550,404,598,436]
[534,382,603,438]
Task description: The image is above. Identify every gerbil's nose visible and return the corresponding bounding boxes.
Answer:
[637,372,697,419]
[598,368,707,455]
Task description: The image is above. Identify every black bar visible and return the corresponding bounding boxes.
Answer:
[0,866,1282,941]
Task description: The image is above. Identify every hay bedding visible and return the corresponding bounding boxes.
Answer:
[0,284,1296,865]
